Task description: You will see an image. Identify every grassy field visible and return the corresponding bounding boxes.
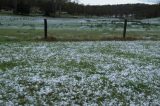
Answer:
[0,41,160,105]
[0,15,160,41]
[0,15,160,105]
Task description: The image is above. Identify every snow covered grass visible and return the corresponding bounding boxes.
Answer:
[0,41,160,105]
[0,15,159,31]
[0,15,160,41]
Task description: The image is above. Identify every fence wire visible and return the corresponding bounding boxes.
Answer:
[0,15,160,41]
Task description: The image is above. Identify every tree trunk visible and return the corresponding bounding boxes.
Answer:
[59,4,62,17]
[51,0,57,17]
[13,0,17,14]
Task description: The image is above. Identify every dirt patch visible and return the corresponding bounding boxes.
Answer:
[36,36,57,42]
[100,36,144,41]
[36,36,145,42]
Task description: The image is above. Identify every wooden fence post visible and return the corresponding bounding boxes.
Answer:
[44,19,48,39]
[123,19,127,39]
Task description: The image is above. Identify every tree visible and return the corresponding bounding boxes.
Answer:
[13,0,17,13]
[0,0,159,18]
[51,0,57,17]
[57,0,70,16]
[16,0,31,15]
[43,0,53,16]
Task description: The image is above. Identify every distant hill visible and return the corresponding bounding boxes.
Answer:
[0,0,159,18]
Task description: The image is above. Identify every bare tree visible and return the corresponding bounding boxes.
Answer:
[57,0,70,17]
[51,0,57,17]
[13,0,17,13]
[73,0,79,15]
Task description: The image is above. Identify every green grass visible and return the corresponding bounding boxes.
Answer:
[0,28,122,42]
[0,28,160,42]
[0,41,160,105]
[0,29,42,42]
[0,15,160,105]
[0,15,159,42]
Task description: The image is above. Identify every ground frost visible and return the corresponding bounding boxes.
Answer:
[0,41,160,105]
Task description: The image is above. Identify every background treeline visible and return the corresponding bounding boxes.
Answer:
[0,0,159,18]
